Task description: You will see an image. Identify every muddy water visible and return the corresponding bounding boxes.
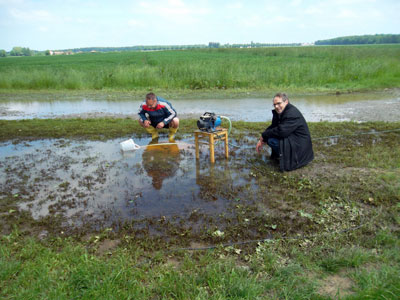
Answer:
[1,90,399,122]
[0,136,258,231]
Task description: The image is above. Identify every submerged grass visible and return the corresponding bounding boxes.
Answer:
[1,119,400,299]
[1,45,399,93]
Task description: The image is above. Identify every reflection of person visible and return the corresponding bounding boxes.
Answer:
[138,92,179,142]
[256,93,314,171]
[142,141,181,190]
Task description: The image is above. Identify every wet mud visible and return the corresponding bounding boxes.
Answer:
[1,128,398,248]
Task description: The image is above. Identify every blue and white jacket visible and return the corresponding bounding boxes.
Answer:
[138,96,177,126]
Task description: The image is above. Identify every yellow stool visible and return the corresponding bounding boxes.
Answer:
[194,129,229,163]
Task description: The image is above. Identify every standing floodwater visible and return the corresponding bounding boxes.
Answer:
[0,137,256,232]
[1,90,399,121]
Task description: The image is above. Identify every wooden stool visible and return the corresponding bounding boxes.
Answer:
[194,128,229,163]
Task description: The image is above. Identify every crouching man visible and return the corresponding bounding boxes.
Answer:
[138,92,179,142]
[256,93,314,171]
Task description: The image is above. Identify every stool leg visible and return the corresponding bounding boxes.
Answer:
[209,133,215,163]
[195,132,199,160]
[224,132,229,159]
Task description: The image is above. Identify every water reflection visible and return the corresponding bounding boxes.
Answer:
[195,160,239,202]
[142,140,181,190]
[0,137,256,231]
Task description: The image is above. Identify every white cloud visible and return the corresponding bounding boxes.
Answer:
[239,13,293,29]
[75,18,91,24]
[136,0,210,20]
[240,15,264,28]
[0,0,24,4]
[290,0,303,6]
[337,9,358,19]
[10,8,54,22]
[272,15,293,23]
[226,2,243,10]
[333,0,376,4]
[0,0,399,50]
[304,7,323,15]
[127,19,145,28]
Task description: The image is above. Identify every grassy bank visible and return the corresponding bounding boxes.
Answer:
[1,45,399,93]
[1,118,400,141]
[0,118,198,141]
[1,227,399,299]
[1,120,399,299]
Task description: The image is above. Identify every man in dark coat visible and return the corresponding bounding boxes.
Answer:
[256,93,314,171]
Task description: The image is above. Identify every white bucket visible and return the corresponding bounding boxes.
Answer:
[120,139,140,151]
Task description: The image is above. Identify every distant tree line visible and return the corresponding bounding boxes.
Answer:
[10,47,33,56]
[315,34,400,45]
[66,44,208,53]
[0,42,302,57]
[1,34,398,58]
[228,42,301,48]
[0,46,43,57]
[64,42,301,53]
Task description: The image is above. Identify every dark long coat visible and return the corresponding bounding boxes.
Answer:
[261,103,314,171]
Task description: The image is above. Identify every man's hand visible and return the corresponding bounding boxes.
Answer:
[256,139,264,153]
[143,120,151,128]
[156,122,165,129]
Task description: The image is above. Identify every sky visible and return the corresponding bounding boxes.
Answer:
[0,0,399,51]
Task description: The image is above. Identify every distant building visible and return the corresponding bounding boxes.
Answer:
[49,50,73,55]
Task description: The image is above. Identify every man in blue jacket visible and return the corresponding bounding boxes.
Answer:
[138,93,179,142]
[256,93,314,171]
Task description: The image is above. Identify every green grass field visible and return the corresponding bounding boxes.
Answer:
[1,45,399,299]
[1,120,400,299]
[1,45,399,93]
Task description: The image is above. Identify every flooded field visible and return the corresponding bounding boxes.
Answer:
[1,90,400,122]
[1,122,400,247]
[1,134,265,238]
[2,90,400,245]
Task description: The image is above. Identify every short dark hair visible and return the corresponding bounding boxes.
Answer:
[146,92,156,100]
[274,93,289,102]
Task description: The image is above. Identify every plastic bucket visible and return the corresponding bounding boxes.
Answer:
[120,139,139,151]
